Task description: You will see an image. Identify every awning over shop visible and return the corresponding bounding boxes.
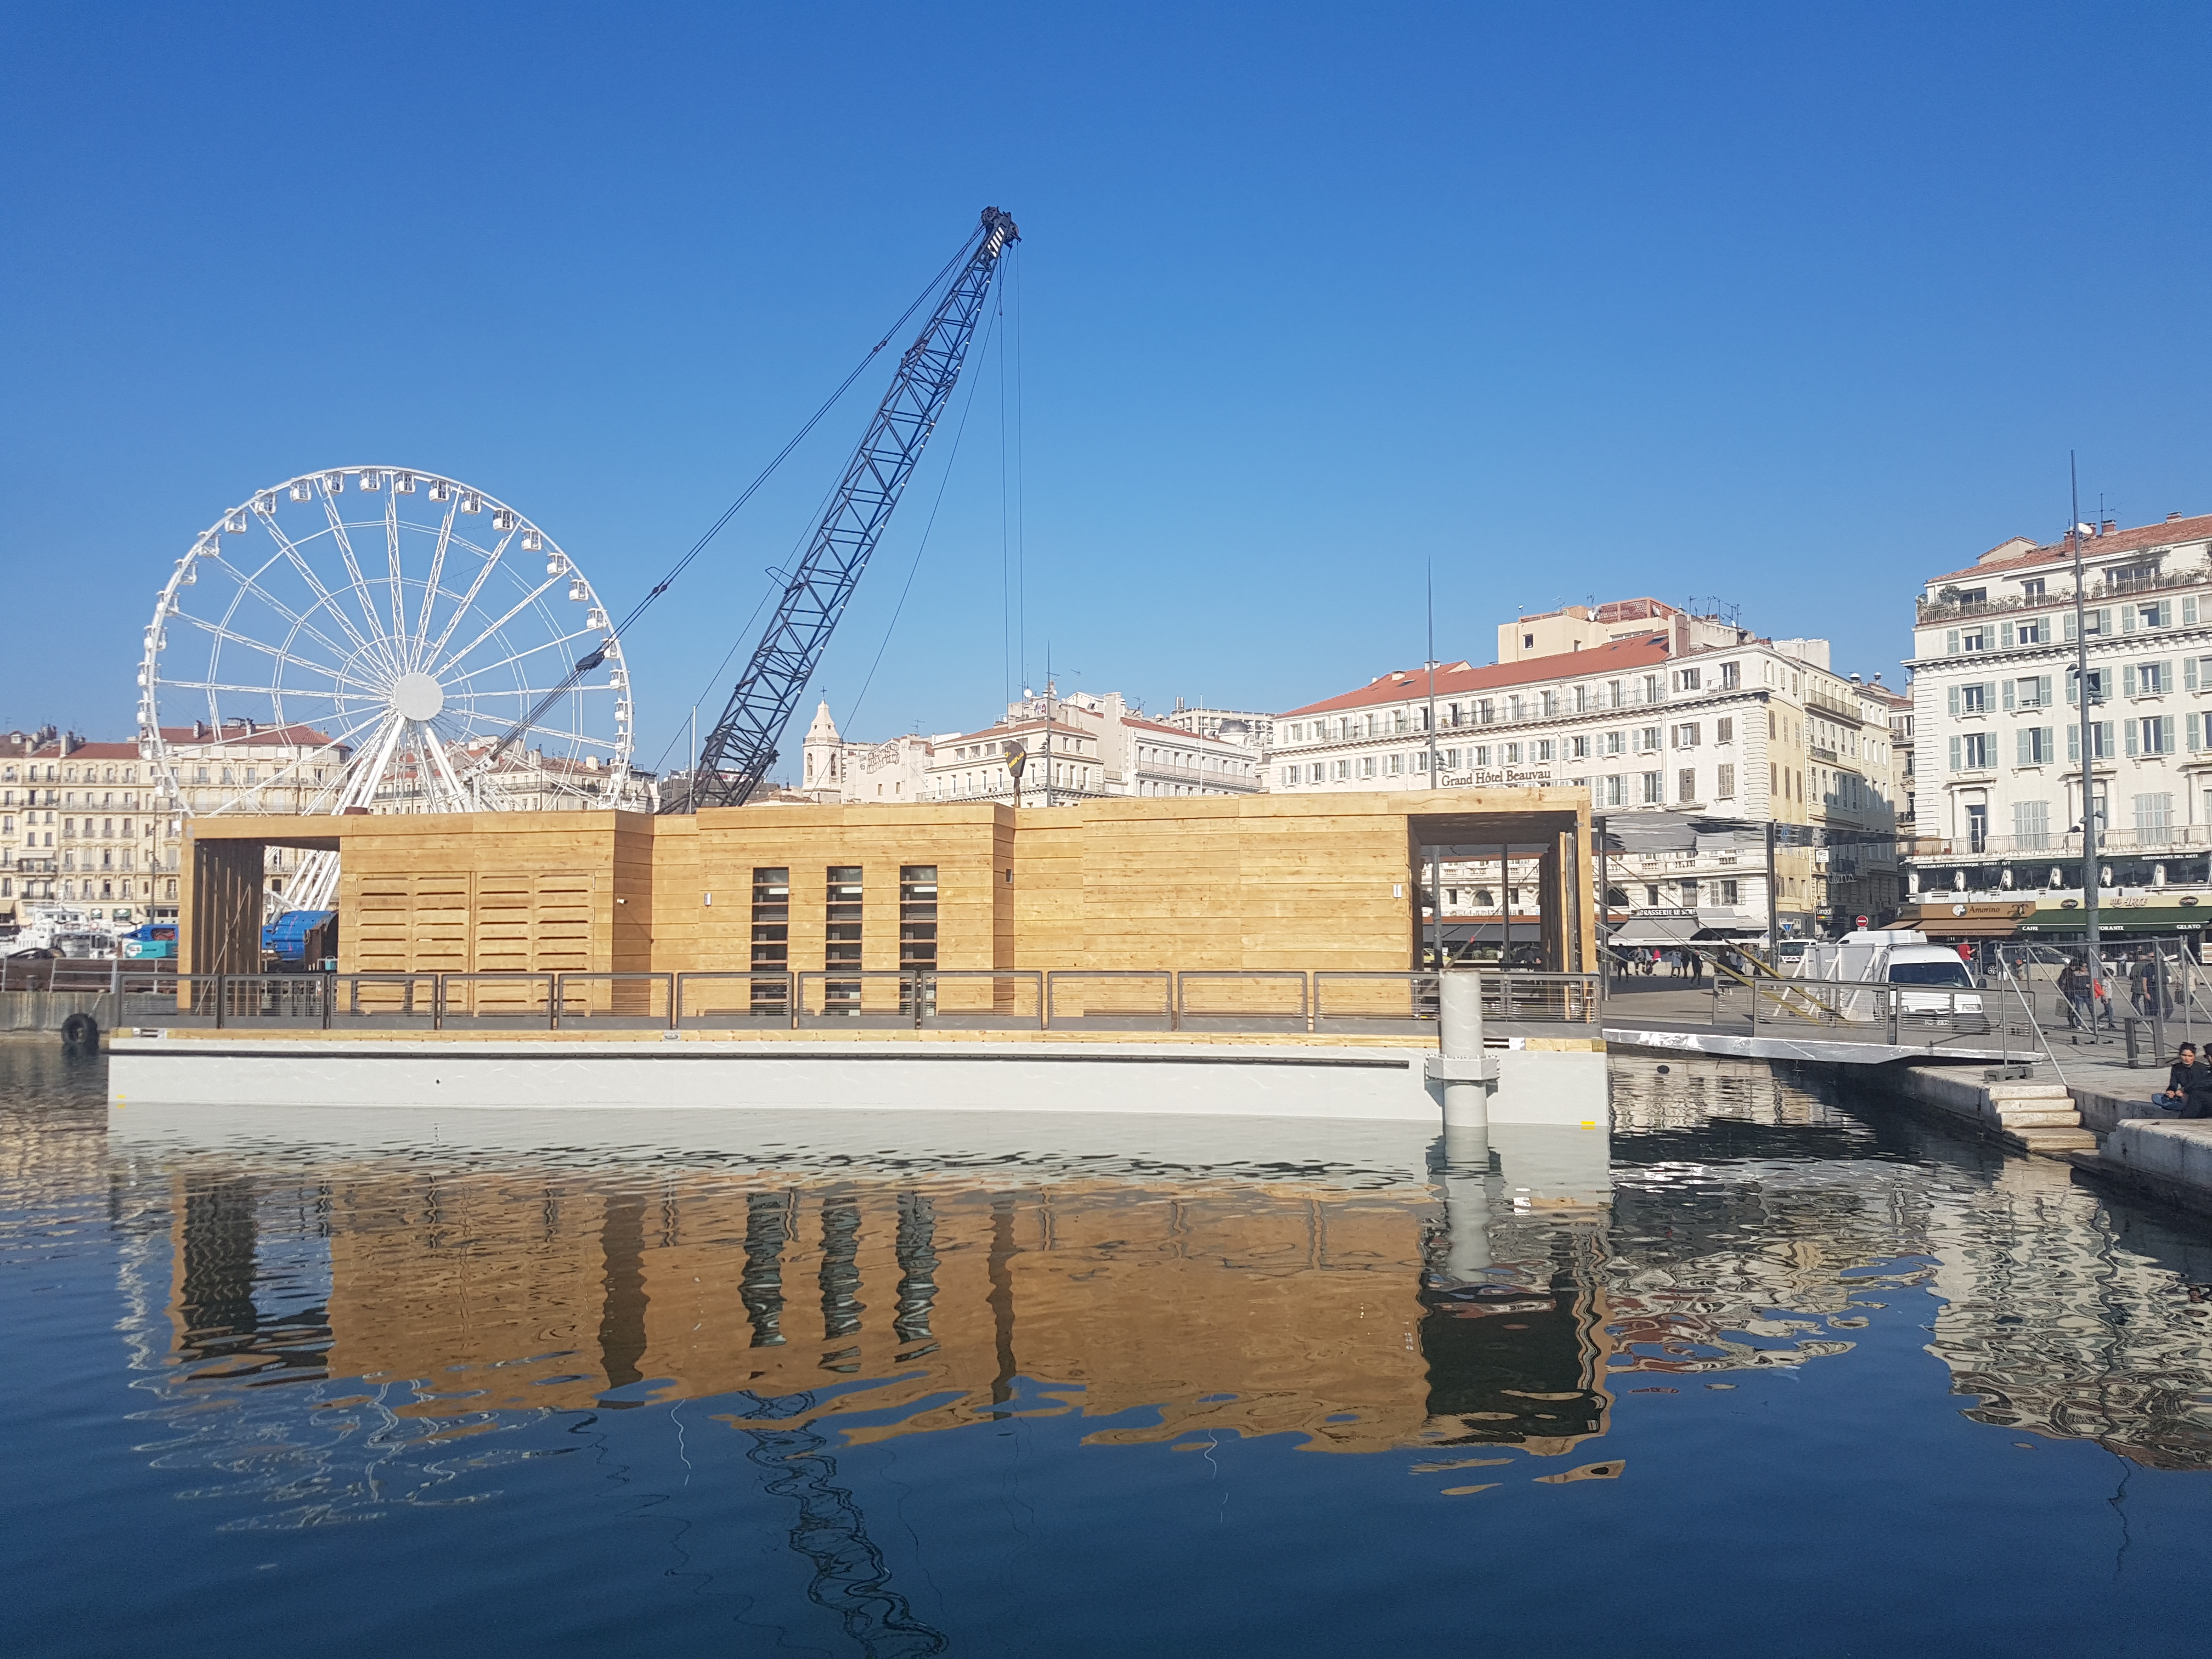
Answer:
[2018,902,2210,935]
[1606,916,1704,948]
[1895,901,2036,938]
[1692,908,1764,938]
[1441,921,1543,944]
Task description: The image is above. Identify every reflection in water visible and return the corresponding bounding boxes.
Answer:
[6,1045,2212,1652]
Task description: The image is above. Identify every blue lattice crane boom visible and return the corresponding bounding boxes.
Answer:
[674,205,1019,811]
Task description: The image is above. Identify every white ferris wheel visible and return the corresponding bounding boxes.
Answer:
[139,467,637,910]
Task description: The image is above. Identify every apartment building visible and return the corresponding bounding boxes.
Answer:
[1274,622,1904,940]
[800,691,1265,807]
[1906,510,2212,935]
[1,719,360,924]
[1,730,176,923]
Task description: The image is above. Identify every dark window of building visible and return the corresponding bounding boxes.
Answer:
[826,866,864,1012]
[751,867,789,1014]
[899,865,938,1014]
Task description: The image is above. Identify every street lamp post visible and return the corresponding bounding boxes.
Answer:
[2069,455,2103,1018]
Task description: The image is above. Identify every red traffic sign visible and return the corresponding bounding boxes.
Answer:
[1855,915,1869,928]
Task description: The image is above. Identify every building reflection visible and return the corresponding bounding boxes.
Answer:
[131,1068,2212,1488]
[138,1158,1613,1460]
[1602,1057,2212,1469]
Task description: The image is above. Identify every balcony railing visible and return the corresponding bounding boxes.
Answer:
[1910,826,2212,859]
[1916,562,2212,625]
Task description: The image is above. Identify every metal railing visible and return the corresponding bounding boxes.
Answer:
[1175,970,1309,1029]
[2,955,180,994]
[1046,970,1175,1029]
[1314,970,1598,1031]
[103,965,1609,1040]
[1702,968,2011,1046]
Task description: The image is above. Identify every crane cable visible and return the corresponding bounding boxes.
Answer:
[477,222,989,773]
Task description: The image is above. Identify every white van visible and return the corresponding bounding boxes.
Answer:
[1793,930,1983,1019]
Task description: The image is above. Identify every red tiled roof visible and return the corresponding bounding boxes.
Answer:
[1278,635,1673,719]
[1930,514,2212,584]
[159,721,337,748]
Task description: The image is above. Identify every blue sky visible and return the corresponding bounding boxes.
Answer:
[4,3,2207,777]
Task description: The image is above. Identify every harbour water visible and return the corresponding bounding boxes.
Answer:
[5,1044,2210,1657]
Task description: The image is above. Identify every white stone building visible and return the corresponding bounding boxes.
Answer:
[1906,510,2212,932]
[1273,620,1905,941]
[1,720,352,923]
[797,690,1265,808]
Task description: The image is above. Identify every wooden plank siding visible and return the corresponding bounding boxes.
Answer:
[178,789,1593,984]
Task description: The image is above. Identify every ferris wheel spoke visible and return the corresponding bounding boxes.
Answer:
[434,573,568,678]
[441,625,604,687]
[197,557,375,677]
[420,528,519,664]
[171,612,374,691]
[253,505,385,665]
[412,496,462,665]
[383,491,411,647]
[319,489,402,669]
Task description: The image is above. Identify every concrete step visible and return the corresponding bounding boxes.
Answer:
[2009,1127,2099,1155]
[1995,1109,2085,1128]
[1987,1084,2073,1102]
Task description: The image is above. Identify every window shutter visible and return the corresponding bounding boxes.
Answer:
[2100,607,2113,635]
[2016,727,2032,765]
[2068,724,2079,761]
[2125,664,2138,697]
[2037,675,2052,705]
[1946,629,1961,655]
[1949,736,1961,772]
[2064,613,2078,641]
[2162,716,2176,754]
[2191,713,2202,752]
[2042,726,2056,763]
[2191,657,2201,691]
[2189,597,2200,625]
[2001,621,2015,648]
[2003,678,2016,710]
[1948,685,1960,717]
[2127,719,2139,757]
[2067,670,2078,706]
[2123,605,2137,635]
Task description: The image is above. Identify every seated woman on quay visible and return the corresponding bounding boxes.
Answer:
[2158,1043,2212,1118]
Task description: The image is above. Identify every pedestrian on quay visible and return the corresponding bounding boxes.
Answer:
[2130,949,2158,1017]
[2058,958,2081,1028]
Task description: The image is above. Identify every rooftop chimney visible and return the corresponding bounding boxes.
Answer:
[2168,511,2185,522]
[2101,519,2117,534]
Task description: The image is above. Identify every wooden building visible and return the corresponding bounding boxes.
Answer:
[180,789,1595,998]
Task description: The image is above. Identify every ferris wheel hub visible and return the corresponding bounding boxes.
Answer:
[390,672,447,723]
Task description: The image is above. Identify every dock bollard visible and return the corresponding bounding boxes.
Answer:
[1427,970,1496,1137]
